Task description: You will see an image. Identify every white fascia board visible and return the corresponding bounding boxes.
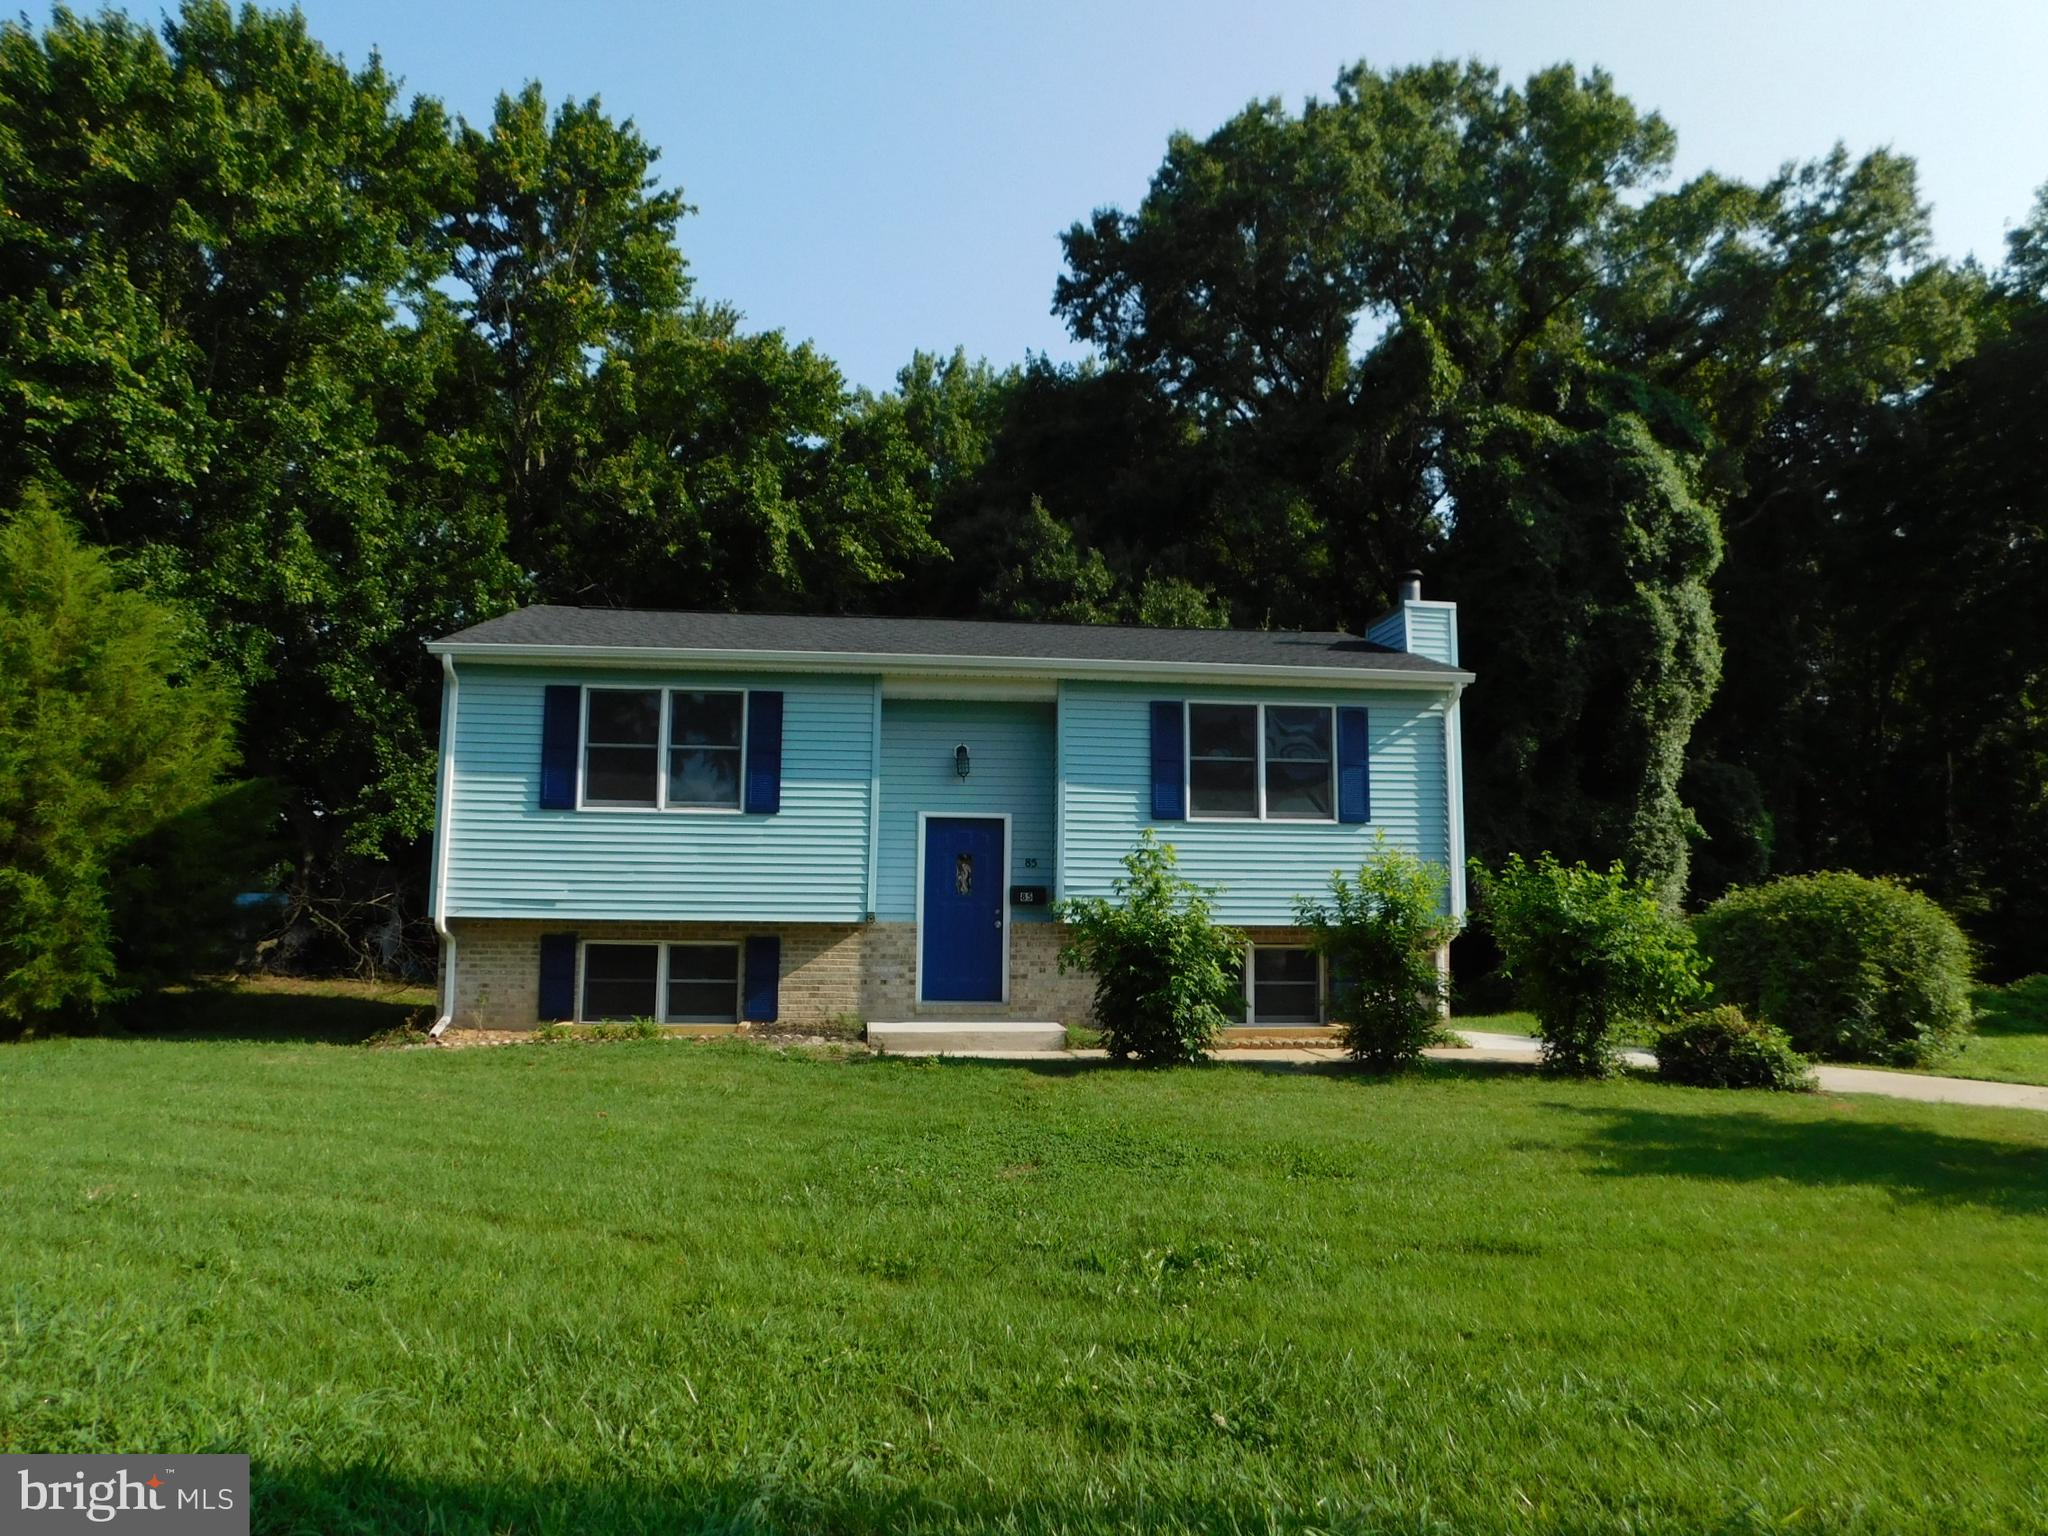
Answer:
[423,641,1473,690]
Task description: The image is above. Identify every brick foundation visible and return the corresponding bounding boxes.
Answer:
[857,922,1097,1022]
[442,918,1367,1034]
[445,917,1100,1032]
[447,918,865,1032]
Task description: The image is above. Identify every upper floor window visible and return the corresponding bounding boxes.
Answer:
[1186,702,1334,822]
[580,686,745,811]
[669,691,743,809]
[1263,706,1333,820]
[584,689,661,806]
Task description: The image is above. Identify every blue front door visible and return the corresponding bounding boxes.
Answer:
[922,817,1005,1002]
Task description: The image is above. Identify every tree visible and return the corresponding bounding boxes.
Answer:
[0,4,947,968]
[1050,61,1726,902]
[0,2,521,965]
[0,494,261,1028]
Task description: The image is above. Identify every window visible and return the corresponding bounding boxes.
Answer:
[584,689,660,805]
[1185,702,1336,821]
[1264,706,1333,820]
[1252,947,1322,1024]
[583,943,658,1020]
[667,943,740,1023]
[580,687,746,810]
[669,691,744,809]
[579,941,741,1023]
[1188,703,1258,818]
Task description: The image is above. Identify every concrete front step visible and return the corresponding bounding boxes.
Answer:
[869,1020,1067,1055]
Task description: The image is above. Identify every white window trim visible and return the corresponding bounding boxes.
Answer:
[1238,941,1328,1026]
[913,810,1013,1007]
[1183,700,1338,824]
[575,938,743,1024]
[574,684,748,814]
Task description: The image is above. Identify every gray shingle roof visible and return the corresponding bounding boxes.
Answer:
[430,605,1466,678]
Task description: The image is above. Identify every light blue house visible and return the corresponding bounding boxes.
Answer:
[425,576,1470,1034]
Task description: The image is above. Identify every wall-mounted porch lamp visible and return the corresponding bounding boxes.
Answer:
[954,743,971,779]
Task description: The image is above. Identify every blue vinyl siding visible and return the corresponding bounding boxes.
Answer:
[444,664,876,921]
[1365,602,1457,666]
[1058,680,1450,925]
[875,699,1056,922]
[1402,603,1459,666]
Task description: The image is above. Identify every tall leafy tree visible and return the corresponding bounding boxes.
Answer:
[1049,61,1721,902]
[0,2,519,937]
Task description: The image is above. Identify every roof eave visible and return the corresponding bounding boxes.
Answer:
[423,640,1474,689]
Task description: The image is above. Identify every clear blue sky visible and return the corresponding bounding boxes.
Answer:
[168,0,2048,389]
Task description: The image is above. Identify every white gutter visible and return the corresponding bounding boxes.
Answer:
[423,640,1473,690]
[427,653,460,1038]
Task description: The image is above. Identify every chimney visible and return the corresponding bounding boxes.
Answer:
[1397,569,1423,604]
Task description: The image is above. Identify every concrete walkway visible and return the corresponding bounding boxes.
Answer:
[886,1028,2048,1114]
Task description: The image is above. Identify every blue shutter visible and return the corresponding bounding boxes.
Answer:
[538,932,578,1021]
[1149,702,1185,820]
[744,691,784,814]
[539,685,580,810]
[1337,706,1370,824]
[743,935,780,1022]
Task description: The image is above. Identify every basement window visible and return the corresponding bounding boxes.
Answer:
[1250,947,1322,1025]
[666,943,740,1023]
[582,943,659,1021]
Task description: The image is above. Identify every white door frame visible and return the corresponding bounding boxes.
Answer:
[914,810,1012,1006]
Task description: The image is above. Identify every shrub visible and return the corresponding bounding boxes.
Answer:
[1655,1006,1815,1091]
[1056,831,1246,1064]
[1694,872,1974,1066]
[1473,853,1705,1076]
[1295,836,1460,1071]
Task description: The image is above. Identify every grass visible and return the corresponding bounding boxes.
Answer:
[1451,1009,1540,1038]
[1919,976,2048,1086]
[4,1011,2048,1532]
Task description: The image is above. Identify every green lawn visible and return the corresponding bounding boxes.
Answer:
[1922,976,2048,1086]
[5,1018,2047,1533]
[1451,1009,1541,1038]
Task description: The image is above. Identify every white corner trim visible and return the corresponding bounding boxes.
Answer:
[865,681,884,919]
[1445,685,1468,921]
[429,653,461,1036]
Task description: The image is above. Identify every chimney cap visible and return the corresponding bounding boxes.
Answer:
[1396,569,1424,601]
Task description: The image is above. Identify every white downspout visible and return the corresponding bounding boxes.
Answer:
[428,652,460,1037]
[1445,681,1468,921]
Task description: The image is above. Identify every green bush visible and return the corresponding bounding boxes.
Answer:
[1694,872,1974,1066]
[1655,1006,1815,1091]
[1296,836,1460,1071]
[1056,831,1247,1064]
[1473,853,1705,1076]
